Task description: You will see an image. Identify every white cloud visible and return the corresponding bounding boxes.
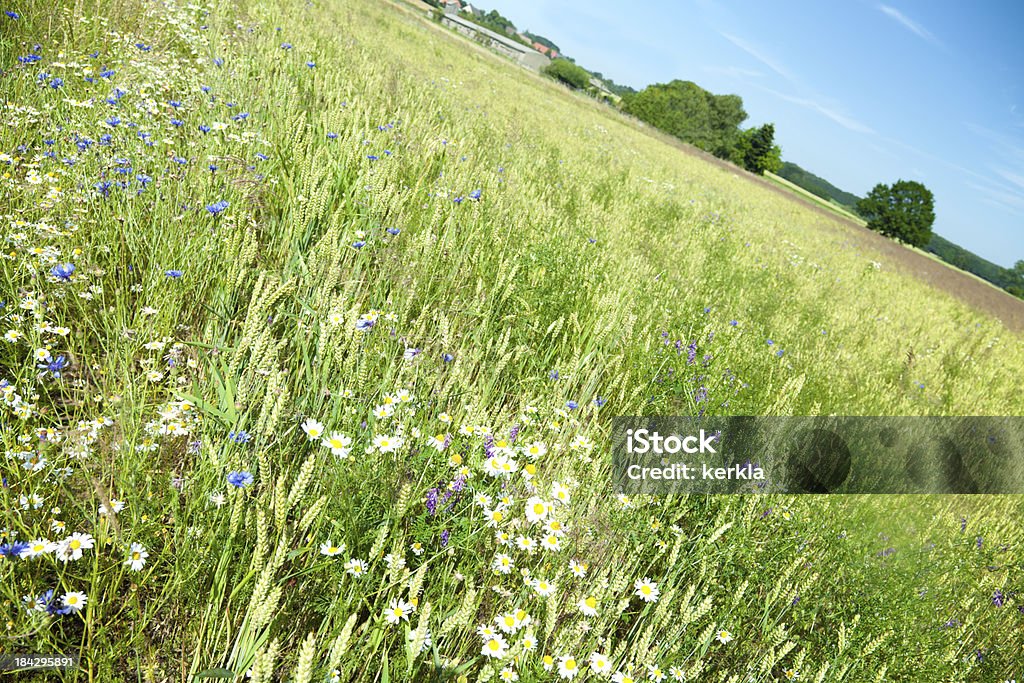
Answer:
[995,168,1024,192]
[702,65,763,79]
[878,5,941,46]
[967,181,1024,216]
[719,32,799,85]
[757,86,875,134]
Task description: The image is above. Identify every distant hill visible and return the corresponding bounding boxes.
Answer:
[926,234,1024,295]
[777,161,863,210]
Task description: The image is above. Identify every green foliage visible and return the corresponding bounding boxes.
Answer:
[542,58,591,90]
[588,70,636,97]
[776,161,863,209]
[452,6,531,46]
[474,8,516,35]
[735,123,782,175]
[857,180,936,248]
[622,80,748,158]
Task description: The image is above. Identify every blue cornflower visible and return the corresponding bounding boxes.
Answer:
[355,318,375,331]
[173,156,187,164]
[135,43,151,51]
[281,42,292,49]
[231,112,249,121]
[1,541,29,559]
[227,470,253,488]
[208,164,218,173]
[198,124,210,133]
[171,119,183,127]
[38,355,68,378]
[452,196,463,204]
[367,154,378,161]
[352,240,366,249]
[100,69,115,78]
[206,200,229,216]
[548,370,559,380]
[588,237,596,244]
[168,100,182,108]
[51,263,75,281]
[5,10,19,19]
[165,270,183,278]
[729,320,738,327]
[137,174,152,186]
[386,227,400,235]
[442,353,454,362]
[566,400,578,410]
[306,61,315,68]
[213,57,224,66]
[776,349,785,357]
[593,396,607,408]
[326,132,338,139]
[255,152,268,161]
[38,589,57,614]
[468,188,482,200]
[49,77,64,89]
[228,430,252,444]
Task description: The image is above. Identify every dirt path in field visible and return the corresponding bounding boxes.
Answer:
[645,129,1024,333]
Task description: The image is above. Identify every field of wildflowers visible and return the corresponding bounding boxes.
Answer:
[1,0,1022,680]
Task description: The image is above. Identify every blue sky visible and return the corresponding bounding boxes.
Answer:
[480,0,1024,268]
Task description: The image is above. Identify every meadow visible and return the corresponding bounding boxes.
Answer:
[1,0,1022,680]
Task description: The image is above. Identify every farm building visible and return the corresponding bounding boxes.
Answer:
[439,12,550,71]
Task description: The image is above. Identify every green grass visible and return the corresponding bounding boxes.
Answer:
[1,0,1022,681]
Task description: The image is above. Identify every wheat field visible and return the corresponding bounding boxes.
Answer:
[1,0,1022,680]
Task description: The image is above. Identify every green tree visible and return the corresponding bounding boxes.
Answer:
[1009,260,1024,298]
[856,180,936,248]
[622,80,747,158]
[542,59,590,90]
[707,94,748,158]
[734,123,781,175]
